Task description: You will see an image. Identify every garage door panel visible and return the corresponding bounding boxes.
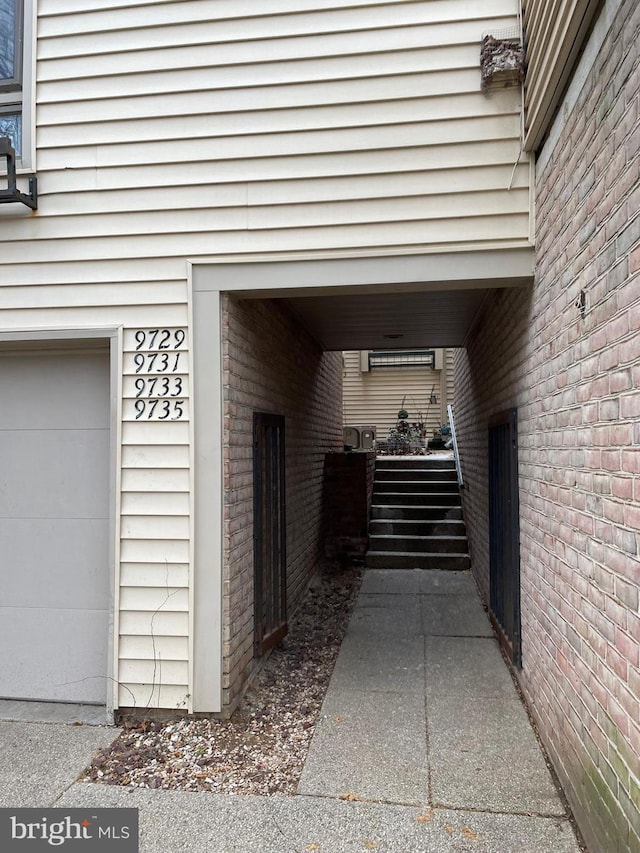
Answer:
[0,430,109,518]
[1,519,109,610]
[0,348,111,706]
[0,352,110,430]
[0,606,109,704]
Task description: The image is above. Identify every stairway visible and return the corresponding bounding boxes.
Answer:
[365,456,470,570]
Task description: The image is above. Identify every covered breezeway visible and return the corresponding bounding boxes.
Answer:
[189,248,533,714]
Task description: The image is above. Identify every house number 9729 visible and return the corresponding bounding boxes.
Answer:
[134,328,185,350]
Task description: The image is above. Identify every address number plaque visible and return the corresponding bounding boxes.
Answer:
[124,327,188,421]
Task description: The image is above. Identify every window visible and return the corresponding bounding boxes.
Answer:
[368,349,436,369]
[0,0,32,166]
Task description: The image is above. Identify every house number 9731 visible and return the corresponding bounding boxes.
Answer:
[133,351,182,373]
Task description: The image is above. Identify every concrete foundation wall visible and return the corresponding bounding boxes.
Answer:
[454,1,640,850]
[221,296,344,710]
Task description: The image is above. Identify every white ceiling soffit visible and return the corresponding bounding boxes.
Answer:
[282,287,494,350]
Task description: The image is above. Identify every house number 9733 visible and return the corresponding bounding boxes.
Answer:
[134,376,183,398]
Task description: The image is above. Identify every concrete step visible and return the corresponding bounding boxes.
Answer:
[375,457,455,470]
[370,505,464,521]
[371,492,462,506]
[365,551,472,570]
[374,480,459,493]
[374,468,458,482]
[370,519,467,536]
[369,534,468,553]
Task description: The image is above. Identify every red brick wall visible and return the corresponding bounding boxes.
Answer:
[221,295,343,710]
[454,2,640,850]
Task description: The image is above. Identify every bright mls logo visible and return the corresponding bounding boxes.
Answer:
[0,809,138,851]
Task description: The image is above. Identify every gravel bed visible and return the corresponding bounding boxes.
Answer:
[83,565,362,796]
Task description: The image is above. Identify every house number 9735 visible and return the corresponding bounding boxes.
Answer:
[134,399,184,420]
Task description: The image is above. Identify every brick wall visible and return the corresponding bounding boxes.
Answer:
[221,295,344,710]
[454,2,640,850]
[324,451,375,559]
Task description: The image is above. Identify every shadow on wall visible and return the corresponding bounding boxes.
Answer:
[323,451,376,564]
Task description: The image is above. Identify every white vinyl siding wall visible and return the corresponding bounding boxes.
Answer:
[0,0,529,709]
[118,326,191,711]
[343,349,454,438]
[12,0,531,259]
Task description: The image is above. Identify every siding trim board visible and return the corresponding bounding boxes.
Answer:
[522,0,602,150]
[190,283,223,713]
[535,0,625,172]
[194,248,534,296]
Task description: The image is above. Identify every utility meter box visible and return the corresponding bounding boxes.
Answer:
[343,425,376,451]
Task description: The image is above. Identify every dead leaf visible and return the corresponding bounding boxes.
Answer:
[445,825,455,835]
[306,845,321,852]
[461,827,481,841]
[334,716,345,723]
[362,841,378,850]
[339,792,360,801]
[415,810,434,824]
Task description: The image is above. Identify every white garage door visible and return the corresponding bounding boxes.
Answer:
[0,348,111,704]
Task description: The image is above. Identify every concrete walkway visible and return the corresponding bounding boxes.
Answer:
[0,570,583,852]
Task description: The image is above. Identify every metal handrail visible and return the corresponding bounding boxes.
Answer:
[447,404,464,489]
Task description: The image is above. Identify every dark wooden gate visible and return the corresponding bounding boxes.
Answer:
[488,408,521,667]
[253,412,287,657]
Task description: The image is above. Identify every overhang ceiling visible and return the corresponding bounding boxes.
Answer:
[282,287,492,350]
[194,247,534,350]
